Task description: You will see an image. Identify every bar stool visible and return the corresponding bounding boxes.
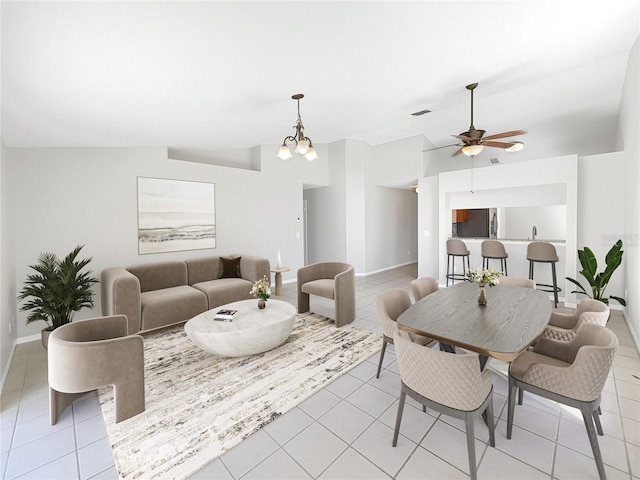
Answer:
[446,239,470,286]
[527,242,561,307]
[481,240,508,275]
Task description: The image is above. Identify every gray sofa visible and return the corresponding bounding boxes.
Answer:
[101,255,270,334]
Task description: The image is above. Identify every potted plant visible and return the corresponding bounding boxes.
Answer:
[17,244,99,349]
[566,239,626,307]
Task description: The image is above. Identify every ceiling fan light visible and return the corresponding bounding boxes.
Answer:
[303,147,318,161]
[277,145,293,160]
[295,139,309,155]
[462,144,484,156]
[505,141,524,152]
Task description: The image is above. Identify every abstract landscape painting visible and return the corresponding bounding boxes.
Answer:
[137,177,216,254]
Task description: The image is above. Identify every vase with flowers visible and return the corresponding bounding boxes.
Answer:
[465,268,502,305]
[250,276,271,309]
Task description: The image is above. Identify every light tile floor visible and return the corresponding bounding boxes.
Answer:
[2,264,639,479]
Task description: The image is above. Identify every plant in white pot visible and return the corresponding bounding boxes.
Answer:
[566,239,626,307]
[17,245,98,349]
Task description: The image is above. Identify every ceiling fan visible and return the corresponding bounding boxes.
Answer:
[425,83,527,157]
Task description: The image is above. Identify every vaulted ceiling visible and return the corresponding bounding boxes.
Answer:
[2,1,638,165]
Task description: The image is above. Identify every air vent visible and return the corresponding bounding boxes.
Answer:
[488,158,500,165]
[411,109,432,116]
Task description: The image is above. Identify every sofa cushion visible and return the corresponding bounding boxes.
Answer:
[193,278,253,309]
[185,257,221,285]
[140,286,207,331]
[220,256,242,278]
[128,261,188,293]
[301,279,335,300]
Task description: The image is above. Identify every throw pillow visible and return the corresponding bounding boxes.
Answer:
[220,256,242,278]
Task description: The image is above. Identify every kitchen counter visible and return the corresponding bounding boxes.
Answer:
[447,238,567,293]
[453,237,566,244]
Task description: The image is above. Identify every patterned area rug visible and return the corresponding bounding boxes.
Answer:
[98,312,381,479]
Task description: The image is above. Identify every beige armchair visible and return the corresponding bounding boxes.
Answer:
[393,329,495,480]
[48,315,145,425]
[297,262,355,327]
[498,276,535,288]
[410,276,439,302]
[375,289,435,378]
[549,298,610,330]
[507,323,618,480]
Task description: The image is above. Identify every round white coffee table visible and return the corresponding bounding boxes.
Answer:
[184,299,296,357]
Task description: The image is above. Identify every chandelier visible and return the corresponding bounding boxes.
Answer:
[276,94,318,161]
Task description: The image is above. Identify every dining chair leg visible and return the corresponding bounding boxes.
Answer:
[581,403,607,480]
[518,387,524,405]
[392,390,407,447]
[464,413,478,480]
[376,337,388,379]
[485,393,496,447]
[507,377,517,439]
[551,262,559,307]
[592,406,604,436]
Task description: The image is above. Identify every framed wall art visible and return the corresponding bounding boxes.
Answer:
[137,177,216,254]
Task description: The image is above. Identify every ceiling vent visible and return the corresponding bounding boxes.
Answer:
[488,158,500,165]
[411,109,432,116]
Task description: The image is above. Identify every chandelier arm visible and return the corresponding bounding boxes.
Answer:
[282,135,297,146]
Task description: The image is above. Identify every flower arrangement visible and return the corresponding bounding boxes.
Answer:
[250,276,271,302]
[465,268,502,287]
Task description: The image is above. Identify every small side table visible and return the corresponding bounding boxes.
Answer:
[270,267,290,296]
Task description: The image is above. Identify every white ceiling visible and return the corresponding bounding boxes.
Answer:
[2,1,638,165]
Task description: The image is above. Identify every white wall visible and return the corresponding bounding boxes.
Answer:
[9,146,317,339]
[345,140,367,273]
[417,176,439,279]
[505,205,567,240]
[365,185,418,273]
[303,140,346,264]
[576,152,626,305]
[1,141,17,384]
[617,36,640,343]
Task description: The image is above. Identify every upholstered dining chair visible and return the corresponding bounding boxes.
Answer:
[374,289,435,378]
[498,276,535,288]
[507,323,618,480]
[543,299,610,342]
[393,329,495,480]
[410,276,439,303]
[297,262,355,327]
[48,315,145,425]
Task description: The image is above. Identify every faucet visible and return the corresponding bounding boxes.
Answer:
[532,225,537,240]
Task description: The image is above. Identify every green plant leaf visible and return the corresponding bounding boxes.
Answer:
[610,295,626,306]
[578,247,597,276]
[605,240,623,265]
[566,277,589,296]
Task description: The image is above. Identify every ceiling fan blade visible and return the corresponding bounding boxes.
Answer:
[452,148,465,156]
[422,143,461,152]
[452,134,472,142]
[483,129,527,141]
[483,140,515,149]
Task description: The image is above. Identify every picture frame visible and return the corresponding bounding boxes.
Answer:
[137,177,216,254]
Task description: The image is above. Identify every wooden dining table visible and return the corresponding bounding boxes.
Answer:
[397,281,552,363]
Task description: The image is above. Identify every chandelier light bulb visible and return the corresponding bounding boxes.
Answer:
[303,147,318,161]
[277,145,293,160]
[295,139,309,155]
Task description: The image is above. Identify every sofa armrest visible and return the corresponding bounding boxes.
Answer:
[100,268,142,335]
[240,255,271,284]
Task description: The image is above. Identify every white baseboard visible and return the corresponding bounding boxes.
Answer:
[0,341,17,394]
